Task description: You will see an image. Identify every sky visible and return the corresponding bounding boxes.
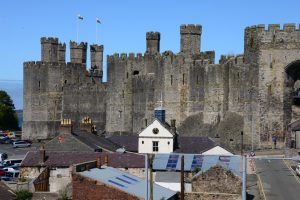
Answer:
[1,0,300,109]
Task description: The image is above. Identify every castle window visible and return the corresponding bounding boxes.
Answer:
[38,81,41,90]
[127,72,129,79]
[171,75,173,85]
[152,141,159,152]
[133,70,139,75]
[183,74,185,85]
[122,90,124,98]
[64,80,67,84]
[197,75,199,84]
[145,118,148,126]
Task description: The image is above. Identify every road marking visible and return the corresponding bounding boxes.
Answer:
[283,160,300,185]
[253,160,267,200]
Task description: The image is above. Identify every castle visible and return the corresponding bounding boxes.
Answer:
[23,23,300,149]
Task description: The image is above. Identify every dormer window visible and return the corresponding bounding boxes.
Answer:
[152,128,159,134]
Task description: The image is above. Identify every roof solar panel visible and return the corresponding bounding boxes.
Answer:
[116,177,132,184]
[122,174,139,182]
[191,155,204,170]
[166,154,179,170]
[108,179,126,188]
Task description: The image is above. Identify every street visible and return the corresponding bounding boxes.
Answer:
[0,143,39,160]
[255,159,300,200]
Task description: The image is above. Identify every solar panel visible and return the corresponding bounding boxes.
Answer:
[191,155,204,170]
[108,179,126,188]
[122,174,139,182]
[116,177,132,184]
[166,154,179,170]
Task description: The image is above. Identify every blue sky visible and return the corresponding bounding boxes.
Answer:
[0,0,300,108]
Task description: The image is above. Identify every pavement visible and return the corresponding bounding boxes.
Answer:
[255,159,300,200]
[0,181,16,200]
[0,143,39,160]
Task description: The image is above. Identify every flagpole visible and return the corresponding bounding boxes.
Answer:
[77,18,79,43]
[96,19,98,44]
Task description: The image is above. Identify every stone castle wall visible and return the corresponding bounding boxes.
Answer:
[23,24,300,148]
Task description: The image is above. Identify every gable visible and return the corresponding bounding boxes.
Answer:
[139,119,173,138]
[45,134,93,152]
[202,146,233,156]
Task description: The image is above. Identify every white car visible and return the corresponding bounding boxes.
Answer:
[3,167,19,173]
[295,165,300,176]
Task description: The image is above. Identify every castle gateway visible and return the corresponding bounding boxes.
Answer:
[23,24,300,149]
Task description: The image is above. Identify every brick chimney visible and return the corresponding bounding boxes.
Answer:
[39,145,46,164]
[59,118,73,134]
[104,155,108,166]
[96,156,102,169]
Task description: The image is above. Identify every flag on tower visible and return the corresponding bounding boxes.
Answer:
[78,15,83,20]
[96,18,101,24]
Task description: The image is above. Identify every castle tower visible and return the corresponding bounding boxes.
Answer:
[41,37,59,62]
[146,32,160,54]
[90,44,104,78]
[58,43,66,63]
[180,24,202,54]
[70,41,87,64]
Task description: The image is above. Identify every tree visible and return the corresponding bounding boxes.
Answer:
[0,90,19,130]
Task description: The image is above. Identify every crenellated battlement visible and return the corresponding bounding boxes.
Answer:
[58,43,66,50]
[180,24,202,35]
[90,44,104,52]
[146,32,160,40]
[41,37,58,44]
[245,23,300,33]
[107,52,147,62]
[70,41,88,49]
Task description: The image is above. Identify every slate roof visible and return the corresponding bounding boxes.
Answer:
[44,131,121,152]
[21,151,144,168]
[175,136,215,154]
[106,135,215,154]
[79,167,176,200]
[106,135,138,152]
[73,131,120,152]
[155,172,181,183]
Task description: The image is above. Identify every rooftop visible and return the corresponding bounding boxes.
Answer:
[21,151,144,168]
[78,166,177,199]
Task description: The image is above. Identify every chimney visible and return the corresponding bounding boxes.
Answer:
[39,145,46,164]
[104,155,108,166]
[171,119,178,150]
[96,156,102,169]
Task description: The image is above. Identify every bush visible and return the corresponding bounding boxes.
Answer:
[16,190,33,200]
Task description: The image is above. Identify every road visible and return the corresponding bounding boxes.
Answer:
[0,143,39,159]
[255,159,300,200]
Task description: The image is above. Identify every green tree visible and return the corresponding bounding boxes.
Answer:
[0,90,19,130]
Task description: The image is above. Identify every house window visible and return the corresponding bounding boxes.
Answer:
[152,141,159,152]
[142,141,144,144]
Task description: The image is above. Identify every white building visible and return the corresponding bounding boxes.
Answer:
[138,119,175,154]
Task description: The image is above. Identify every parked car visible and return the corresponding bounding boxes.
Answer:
[0,133,8,140]
[2,159,22,166]
[0,153,8,162]
[0,168,5,176]
[295,164,300,176]
[12,141,31,148]
[3,167,19,173]
[0,138,13,144]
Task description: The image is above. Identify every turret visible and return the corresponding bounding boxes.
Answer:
[41,37,59,62]
[180,24,202,54]
[90,44,104,78]
[58,43,66,63]
[70,41,87,64]
[146,32,160,54]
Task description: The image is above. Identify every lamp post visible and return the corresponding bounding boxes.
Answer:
[241,131,244,156]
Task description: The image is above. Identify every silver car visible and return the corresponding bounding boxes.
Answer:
[12,141,31,148]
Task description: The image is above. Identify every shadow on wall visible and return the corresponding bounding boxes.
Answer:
[178,112,247,150]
